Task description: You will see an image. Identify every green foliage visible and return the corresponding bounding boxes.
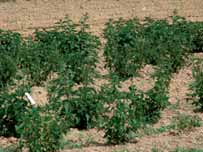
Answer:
[2,15,203,150]
[31,16,100,84]
[16,108,67,152]
[104,19,144,78]
[144,88,169,123]
[104,16,194,79]
[104,101,135,144]
[0,29,22,59]
[190,58,203,111]
[101,80,168,144]
[16,16,100,85]
[142,16,191,72]
[0,30,21,88]
[171,114,201,132]
[173,147,203,152]
[0,56,16,88]
[0,91,28,137]
[18,39,61,85]
[191,22,203,52]
[59,86,105,129]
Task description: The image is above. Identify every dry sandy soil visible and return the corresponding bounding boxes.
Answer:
[1,0,203,151]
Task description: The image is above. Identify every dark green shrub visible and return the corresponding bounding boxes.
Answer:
[104,19,144,78]
[144,88,169,123]
[34,16,100,84]
[55,86,104,130]
[190,22,203,52]
[0,29,22,59]
[141,18,171,65]
[101,81,168,144]
[104,16,195,80]
[19,39,61,85]
[18,16,99,85]
[16,108,67,152]
[0,29,21,88]
[104,101,135,144]
[193,28,203,52]
[0,55,16,88]
[142,16,191,72]
[190,58,203,111]
[0,92,28,137]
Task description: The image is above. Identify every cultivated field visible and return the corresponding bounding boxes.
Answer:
[1,1,203,152]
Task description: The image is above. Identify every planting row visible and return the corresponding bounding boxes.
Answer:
[1,15,203,151]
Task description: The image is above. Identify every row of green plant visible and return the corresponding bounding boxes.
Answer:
[0,15,99,89]
[190,58,203,111]
[104,15,203,79]
[0,82,167,151]
[1,15,203,152]
[0,16,100,151]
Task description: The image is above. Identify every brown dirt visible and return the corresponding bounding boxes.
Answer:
[1,0,203,36]
[31,86,48,105]
[1,1,203,151]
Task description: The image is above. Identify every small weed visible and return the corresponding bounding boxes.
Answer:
[173,147,203,152]
[190,58,203,111]
[171,114,201,132]
[113,149,129,152]
[151,147,162,152]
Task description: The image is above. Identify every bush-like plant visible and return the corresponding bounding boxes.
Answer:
[142,16,192,72]
[16,108,67,152]
[0,92,27,137]
[53,86,104,130]
[101,81,168,144]
[171,114,201,132]
[104,19,144,78]
[0,55,16,88]
[0,29,22,59]
[34,16,100,84]
[190,58,203,111]
[104,16,195,80]
[104,101,135,144]
[0,30,21,88]
[191,22,203,52]
[19,39,61,85]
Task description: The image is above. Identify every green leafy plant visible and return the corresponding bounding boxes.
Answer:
[104,18,144,78]
[101,80,168,144]
[0,91,28,137]
[104,16,194,80]
[52,86,105,130]
[0,29,22,59]
[191,22,203,52]
[190,58,203,111]
[104,100,139,144]
[171,114,201,132]
[19,39,61,85]
[0,55,16,88]
[0,30,21,88]
[142,16,193,73]
[33,15,100,84]
[16,108,67,152]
